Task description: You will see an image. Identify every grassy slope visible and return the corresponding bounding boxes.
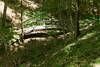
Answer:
[19,18,100,67]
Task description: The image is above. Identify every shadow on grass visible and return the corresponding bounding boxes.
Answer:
[0,19,14,66]
[63,23,100,67]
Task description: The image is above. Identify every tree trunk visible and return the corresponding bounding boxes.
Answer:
[75,0,80,38]
[97,6,100,22]
[2,0,7,27]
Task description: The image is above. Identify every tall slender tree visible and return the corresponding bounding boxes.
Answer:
[75,0,80,37]
[2,0,7,27]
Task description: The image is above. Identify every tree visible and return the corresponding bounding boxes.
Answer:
[2,0,7,27]
[75,0,80,38]
[41,0,80,39]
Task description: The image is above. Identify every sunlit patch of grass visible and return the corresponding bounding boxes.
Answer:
[78,32,96,41]
[79,18,95,32]
[93,64,100,67]
[95,58,100,63]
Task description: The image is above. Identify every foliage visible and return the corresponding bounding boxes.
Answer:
[23,10,50,27]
